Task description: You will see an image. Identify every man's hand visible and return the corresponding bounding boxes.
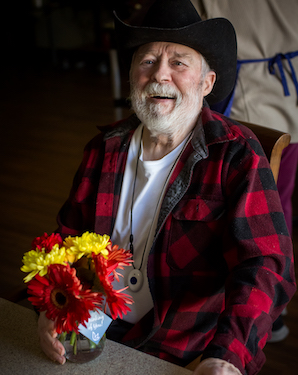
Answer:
[38,311,66,364]
[192,358,242,375]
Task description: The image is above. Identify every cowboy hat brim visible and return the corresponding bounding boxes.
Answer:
[114,13,237,105]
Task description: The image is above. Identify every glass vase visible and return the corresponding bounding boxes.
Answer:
[59,331,106,363]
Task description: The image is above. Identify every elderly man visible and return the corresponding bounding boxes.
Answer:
[37,1,296,374]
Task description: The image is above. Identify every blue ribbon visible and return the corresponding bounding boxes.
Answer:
[222,51,298,117]
[268,51,298,96]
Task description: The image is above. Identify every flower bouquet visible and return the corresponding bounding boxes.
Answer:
[21,232,133,363]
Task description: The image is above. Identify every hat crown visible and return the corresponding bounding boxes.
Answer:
[142,0,201,29]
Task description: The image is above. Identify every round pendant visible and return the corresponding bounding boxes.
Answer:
[128,269,144,292]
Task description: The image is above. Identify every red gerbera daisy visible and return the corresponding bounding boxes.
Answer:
[27,264,103,333]
[32,232,63,253]
[92,253,111,291]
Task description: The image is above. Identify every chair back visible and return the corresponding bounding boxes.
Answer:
[235,120,291,183]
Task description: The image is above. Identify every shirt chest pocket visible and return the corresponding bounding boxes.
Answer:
[166,197,226,271]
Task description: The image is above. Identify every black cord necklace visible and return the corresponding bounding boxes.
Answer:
[128,128,146,292]
[127,127,193,292]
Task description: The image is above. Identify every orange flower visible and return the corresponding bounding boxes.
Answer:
[106,244,133,281]
[92,252,133,319]
[105,284,133,320]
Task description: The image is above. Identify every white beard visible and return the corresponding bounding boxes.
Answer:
[130,81,203,139]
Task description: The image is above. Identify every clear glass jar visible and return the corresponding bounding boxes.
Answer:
[59,331,106,363]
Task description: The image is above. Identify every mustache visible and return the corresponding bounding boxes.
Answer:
[141,83,182,101]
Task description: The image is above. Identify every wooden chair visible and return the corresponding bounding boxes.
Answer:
[235,120,291,183]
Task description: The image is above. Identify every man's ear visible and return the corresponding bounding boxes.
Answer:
[203,71,216,97]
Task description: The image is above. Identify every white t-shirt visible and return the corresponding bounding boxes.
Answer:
[110,125,191,323]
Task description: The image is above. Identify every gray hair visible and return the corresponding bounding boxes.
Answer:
[201,55,212,80]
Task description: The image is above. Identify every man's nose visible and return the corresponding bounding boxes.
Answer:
[151,60,172,83]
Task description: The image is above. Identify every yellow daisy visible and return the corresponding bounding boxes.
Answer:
[64,232,110,259]
[21,244,67,282]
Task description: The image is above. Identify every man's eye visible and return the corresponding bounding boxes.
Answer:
[143,60,154,65]
[174,61,183,66]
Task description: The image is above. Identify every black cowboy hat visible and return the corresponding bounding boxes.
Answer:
[114,0,237,105]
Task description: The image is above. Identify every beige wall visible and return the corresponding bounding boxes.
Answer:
[190,0,199,12]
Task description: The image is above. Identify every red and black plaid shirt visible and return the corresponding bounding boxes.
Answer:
[57,105,296,374]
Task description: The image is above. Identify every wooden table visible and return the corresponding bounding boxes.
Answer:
[0,298,192,375]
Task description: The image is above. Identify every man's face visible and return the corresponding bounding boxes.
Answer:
[129,41,216,137]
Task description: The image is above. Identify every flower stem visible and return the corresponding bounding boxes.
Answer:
[58,331,67,345]
[88,338,96,349]
[70,331,77,355]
